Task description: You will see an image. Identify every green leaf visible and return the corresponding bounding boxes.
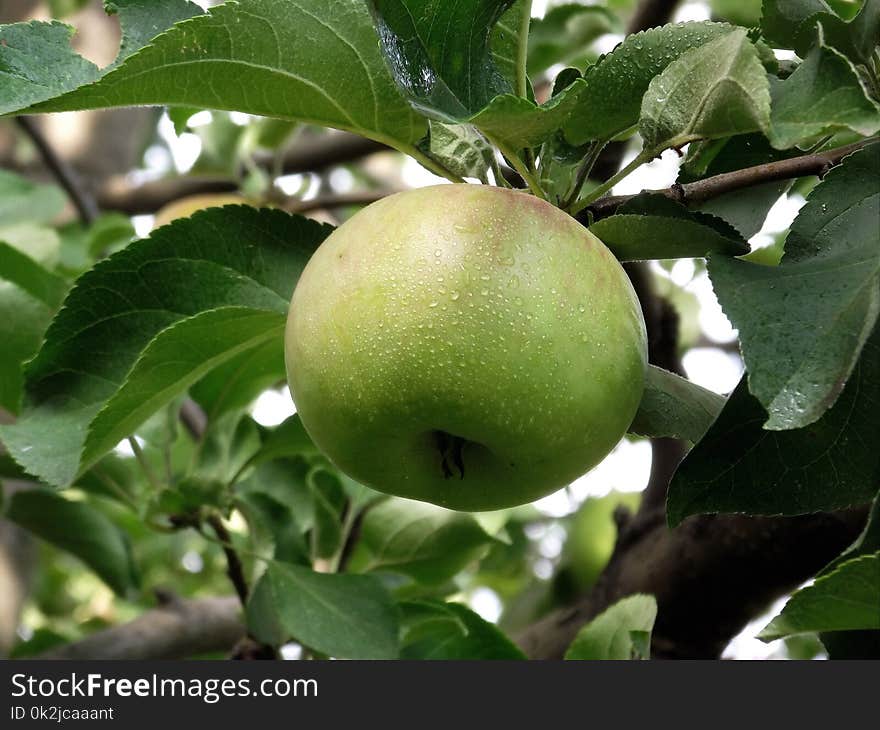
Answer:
[6,488,139,595]
[628,365,725,443]
[491,0,530,91]
[419,121,495,183]
[768,40,880,150]
[247,562,399,659]
[190,338,285,422]
[193,411,262,486]
[105,0,204,65]
[563,22,736,145]
[0,241,66,308]
[0,284,52,414]
[784,0,880,65]
[0,207,330,488]
[708,144,880,430]
[236,490,310,566]
[6,1,426,152]
[0,170,66,226]
[307,467,346,560]
[527,4,615,76]
[639,29,771,155]
[666,329,879,525]
[248,415,320,471]
[368,0,517,120]
[814,0,880,66]
[679,134,797,238]
[565,594,657,660]
[348,498,494,584]
[710,0,763,27]
[0,21,100,114]
[399,600,525,659]
[589,194,750,262]
[761,0,834,49]
[87,309,282,473]
[759,553,880,640]
[468,80,587,149]
[85,213,136,258]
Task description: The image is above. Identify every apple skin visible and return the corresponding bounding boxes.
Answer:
[285,185,647,511]
[153,193,252,228]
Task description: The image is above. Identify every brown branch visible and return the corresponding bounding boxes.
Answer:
[97,133,388,214]
[286,189,398,214]
[207,516,249,606]
[37,594,243,660]
[179,398,207,440]
[15,116,100,225]
[581,139,875,223]
[518,506,869,659]
[627,0,682,33]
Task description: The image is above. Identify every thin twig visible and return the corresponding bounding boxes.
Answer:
[207,515,250,607]
[15,116,100,225]
[578,139,876,222]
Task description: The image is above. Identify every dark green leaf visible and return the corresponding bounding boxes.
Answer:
[247,562,399,659]
[6,488,139,595]
[629,365,725,443]
[565,594,657,659]
[761,0,834,48]
[791,0,880,65]
[490,0,530,90]
[6,1,427,152]
[639,29,770,154]
[759,553,880,639]
[679,134,797,238]
[105,0,204,65]
[667,329,879,525]
[563,22,735,145]
[307,467,346,560]
[823,493,880,575]
[236,491,310,566]
[0,207,330,488]
[0,21,100,114]
[399,600,525,659]
[708,144,880,429]
[768,40,880,150]
[369,0,517,119]
[190,337,285,421]
[468,81,587,149]
[589,194,750,261]
[348,498,493,584]
[0,284,52,414]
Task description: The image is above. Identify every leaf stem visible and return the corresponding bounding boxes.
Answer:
[128,436,162,492]
[490,135,548,199]
[515,1,533,100]
[562,140,607,210]
[570,150,653,216]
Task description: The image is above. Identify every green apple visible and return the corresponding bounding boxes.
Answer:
[285,185,647,511]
